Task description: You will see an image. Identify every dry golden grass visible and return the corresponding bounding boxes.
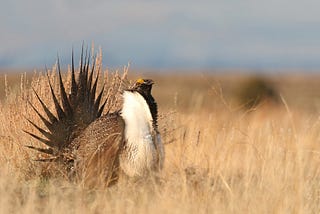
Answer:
[1,67,320,213]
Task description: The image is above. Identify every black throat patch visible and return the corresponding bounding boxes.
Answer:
[140,92,158,131]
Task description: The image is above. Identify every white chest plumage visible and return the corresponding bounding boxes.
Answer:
[120,91,157,177]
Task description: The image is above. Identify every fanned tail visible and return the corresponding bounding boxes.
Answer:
[25,47,106,161]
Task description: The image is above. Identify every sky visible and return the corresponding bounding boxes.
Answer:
[1,0,320,71]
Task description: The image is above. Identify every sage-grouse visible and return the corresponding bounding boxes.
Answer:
[25,49,164,186]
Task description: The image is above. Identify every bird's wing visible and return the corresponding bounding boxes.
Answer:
[72,112,125,187]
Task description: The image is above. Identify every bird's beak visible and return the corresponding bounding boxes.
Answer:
[145,79,154,85]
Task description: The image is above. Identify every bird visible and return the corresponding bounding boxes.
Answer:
[25,48,164,186]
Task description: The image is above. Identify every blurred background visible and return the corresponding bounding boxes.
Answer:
[1,0,320,72]
[2,0,320,113]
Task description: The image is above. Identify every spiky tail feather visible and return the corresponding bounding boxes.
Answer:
[24,47,106,163]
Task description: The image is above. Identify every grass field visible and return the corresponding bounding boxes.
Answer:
[1,66,320,213]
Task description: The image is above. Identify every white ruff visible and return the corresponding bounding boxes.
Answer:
[120,91,155,177]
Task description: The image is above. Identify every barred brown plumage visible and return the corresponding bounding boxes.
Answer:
[25,47,164,187]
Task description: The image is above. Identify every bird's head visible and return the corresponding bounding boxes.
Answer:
[132,78,154,96]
